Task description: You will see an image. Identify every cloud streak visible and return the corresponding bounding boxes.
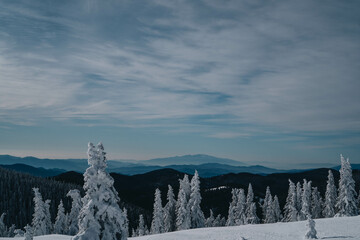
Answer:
[0,0,359,143]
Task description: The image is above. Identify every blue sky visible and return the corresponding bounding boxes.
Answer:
[0,0,359,168]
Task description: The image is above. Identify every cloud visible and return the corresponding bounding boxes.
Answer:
[0,0,359,142]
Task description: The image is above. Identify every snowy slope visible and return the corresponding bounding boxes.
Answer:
[2,216,360,240]
[131,216,360,240]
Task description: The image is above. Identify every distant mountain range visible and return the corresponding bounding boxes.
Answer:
[1,154,358,177]
[141,154,245,166]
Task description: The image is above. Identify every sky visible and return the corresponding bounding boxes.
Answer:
[0,0,359,168]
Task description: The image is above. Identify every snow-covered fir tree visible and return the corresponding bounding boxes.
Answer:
[136,215,147,237]
[245,183,259,224]
[122,208,129,239]
[296,181,302,213]
[283,179,298,222]
[273,195,282,222]
[74,142,127,240]
[300,180,312,220]
[205,209,215,227]
[0,213,7,237]
[150,188,164,234]
[246,203,259,224]
[44,199,52,234]
[176,176,191,230]
[311,187,323,219]
[67,189,82,235]
[213,214,223,227]
[24,224,33,240]
[335,155,358,217]
[163,185,176,232]
[188,170,205,229]
[305,215,318,239]
[323,170,337,218]
[54,200,67,234]
[262,186,272,222]
[235,188,247,225]
[226,188,238,226]
[264,195,276,223]
[32,188,47,236]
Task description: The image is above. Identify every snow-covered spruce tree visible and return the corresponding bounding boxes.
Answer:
[179,175,191,202]
[74,142,127,240]
[323,170,337,218]
[67,189,82,235]
[32,188,47,236]
[163,185,176,232]
[282,179,298,222]
[262,186,272,222]
[205,209,215,227]
[24,224,33,240]
[122,208,129,239]
[246,203,259,224]
[136,215,147,237]
[188,170,205,229]
[335,155,358,217]
[311,187,323,219]
[296,181,302,213]
[226,188,238,226]
[150,188,164,234]
[245,183,259,224]
[0,213,7,237]
[54,200,67,234]
[305,215,318,239]
[176,179,191,231]
[273,195,282,222]
[264,195,276,223]
[235,188,246,225]
[300,180,312,221]
[44,199,52,234]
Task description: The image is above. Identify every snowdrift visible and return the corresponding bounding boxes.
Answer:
[1,216,360,240]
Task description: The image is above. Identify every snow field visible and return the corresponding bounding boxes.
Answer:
[130,215,360,240]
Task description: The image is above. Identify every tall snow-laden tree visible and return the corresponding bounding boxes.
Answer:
[179,175,191,202]
[74,142,127,240]
[273,195,282,222]
[0,213,7,237]
[32,188,47,236]
[122,208,129,239]
[176,179,191,231]
[67,189,82,235]
[188,170,205,229]
[311,187,322,219]
[300,180,312,221]
[226,188,238,226]
[150,188,164,234]
[54,200,67,234]
[163,185,176,232]
[283,180,298,222]
[136,215,147,237]
[235,188,246,225]
[264,195,276,223]
[335,155,358,217]
[323,170,337,218]
[262,186,272,222]
[296,182,302,212]
[245,183,259,224]
[44,200,52,234]
[246,203,259,224]
[205,210,215,227]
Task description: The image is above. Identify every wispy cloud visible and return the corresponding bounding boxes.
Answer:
[0,0,359,142]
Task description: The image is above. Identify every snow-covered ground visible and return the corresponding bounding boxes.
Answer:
[131,216,360,240]
[2,216,360,240]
